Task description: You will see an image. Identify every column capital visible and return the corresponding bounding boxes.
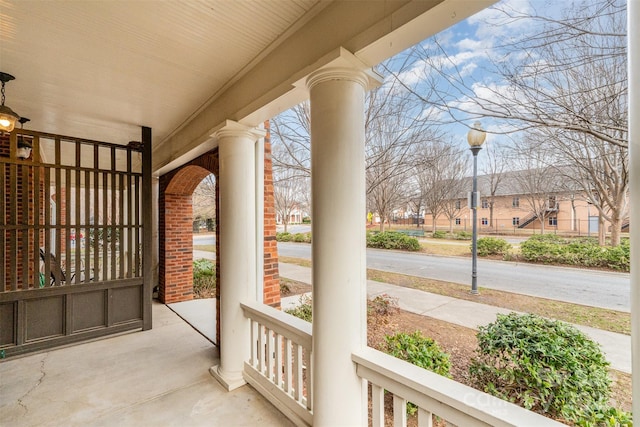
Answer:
[300,47,383,92]
[306,67,371,92]
[212,120,266,142]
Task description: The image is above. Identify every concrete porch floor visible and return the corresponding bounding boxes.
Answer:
[0,301,295,427]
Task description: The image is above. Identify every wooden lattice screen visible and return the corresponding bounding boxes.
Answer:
[0,127,152,358]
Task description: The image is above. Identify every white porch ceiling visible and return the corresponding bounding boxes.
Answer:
[0,0,321,144]
[0,0,494,175]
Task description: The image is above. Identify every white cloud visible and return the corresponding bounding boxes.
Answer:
[393,59,430,86]
[468,0,536,39]
[456,37,493,52]
[459,62,478,78]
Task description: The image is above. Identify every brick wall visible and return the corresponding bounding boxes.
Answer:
[262,121,280,308]
[1,132,45,290]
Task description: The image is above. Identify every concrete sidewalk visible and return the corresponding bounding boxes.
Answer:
[279,262,631,374]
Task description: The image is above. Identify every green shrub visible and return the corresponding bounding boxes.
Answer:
[470,313,613,423]
[475,237,511,257]
[366,231,420,251]
[384,331,451,416]
[302,217,311,224]
[193,259,216,298]
[432,230,447,239]
[285,295,313,322]
[520,235,629,271]
[453,231,472,240]
[575,406,633,427]
[384,331,451,378]
[293,232,311,243]
[276,232,293,242]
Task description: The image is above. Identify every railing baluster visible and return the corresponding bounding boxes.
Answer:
[250,320,258,367]
[275,333,283,387]
[372,384,384,427]
[284,337,292,395]
[293,343,302,402]
[258,323,266,374]
[393,395,407,427]
[304,348,311,410]
[418,408,433,427]
[266,327,274,380]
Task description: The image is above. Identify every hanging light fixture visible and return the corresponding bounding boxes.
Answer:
[0,72,20,132]
[17,117,32,159]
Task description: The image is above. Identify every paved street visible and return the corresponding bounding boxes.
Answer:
[277,242,630,312]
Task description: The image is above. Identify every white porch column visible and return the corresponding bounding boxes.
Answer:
[209,121,264,391]
[307,67,370,426]
[628,0,639,422]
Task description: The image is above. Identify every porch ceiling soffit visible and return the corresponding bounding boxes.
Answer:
[153,0,496,176]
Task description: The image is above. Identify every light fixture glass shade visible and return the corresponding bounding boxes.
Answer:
[16,146,32,159]
[467,121,487,148]
[0,104,19,132]
[17,136,32,159]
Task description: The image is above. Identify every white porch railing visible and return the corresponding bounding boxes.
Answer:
[353,347,566,427]
[242,303,566,427]
[241,301,313,427]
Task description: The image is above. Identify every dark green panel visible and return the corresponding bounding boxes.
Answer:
[0,302,16,346]
[25,296,64,341]
[72,290,107,332]
[112,286,142,324]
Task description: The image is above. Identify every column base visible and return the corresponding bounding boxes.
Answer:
[209,365,246,391]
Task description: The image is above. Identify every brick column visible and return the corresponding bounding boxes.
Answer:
[262,120,280,307]
[159,193,194,303]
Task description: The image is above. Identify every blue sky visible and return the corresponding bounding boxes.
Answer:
[383,0,566,158]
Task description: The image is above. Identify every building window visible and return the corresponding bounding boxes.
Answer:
[481,199,489,209]
[512,197,520,208]
[549,216,557,226]
[481,218,488,226]
[455,200,461,209]
[512,217,520,226]
[455,218,461,225]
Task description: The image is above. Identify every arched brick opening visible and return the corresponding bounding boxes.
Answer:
[159,158,216,304]
[158,121,280,343]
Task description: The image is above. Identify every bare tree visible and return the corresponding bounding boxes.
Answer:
[481,142,508,228]
[271,59,442,231]
[532,128,628,245]
[417,141,469,233]
[507,141,560,234]
[364,74,440,231]
[440,167,470,234]
[193,174,216,224]
[271,102,311,176]
[273,168,305,234]
[386,0,628,244]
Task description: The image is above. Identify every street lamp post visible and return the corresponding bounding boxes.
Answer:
[468,122,487,295]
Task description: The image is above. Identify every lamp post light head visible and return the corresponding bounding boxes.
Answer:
[467,121,487,149]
